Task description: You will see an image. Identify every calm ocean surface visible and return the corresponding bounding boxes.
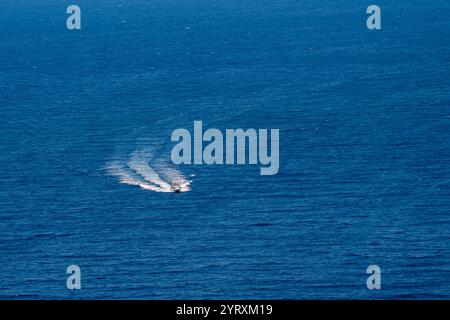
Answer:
[1,0,449,299]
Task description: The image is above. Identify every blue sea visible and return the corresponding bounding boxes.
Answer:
[1,0,449,299]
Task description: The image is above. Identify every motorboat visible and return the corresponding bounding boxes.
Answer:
[171,183,181,193]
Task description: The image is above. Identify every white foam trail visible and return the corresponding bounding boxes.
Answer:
[106,149,191,193]
[106,161,171,193]
[128,150,172,191]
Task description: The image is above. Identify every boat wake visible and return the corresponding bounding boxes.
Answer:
[106,148,191,193]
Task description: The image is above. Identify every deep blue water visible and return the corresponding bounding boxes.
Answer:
[1,0,449,299]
